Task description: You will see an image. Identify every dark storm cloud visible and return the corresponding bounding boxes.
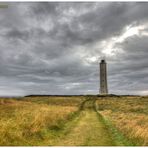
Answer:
[0,2,148,96]
[4,29,29,41]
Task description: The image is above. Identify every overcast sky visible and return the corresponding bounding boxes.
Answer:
[0,2,148,96]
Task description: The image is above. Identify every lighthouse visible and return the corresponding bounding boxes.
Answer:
[100,59,108,95]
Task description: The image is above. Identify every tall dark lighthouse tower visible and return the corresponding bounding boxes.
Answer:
[100,59,108,95]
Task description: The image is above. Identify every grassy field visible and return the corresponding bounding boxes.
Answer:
[0,96,147,146]
[96,96,148,146]
[0,96,84,145]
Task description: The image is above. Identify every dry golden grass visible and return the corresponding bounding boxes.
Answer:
[96,96,148,146]
[23,96,85,106]
[0,98,79,145]
[1,96,147,146]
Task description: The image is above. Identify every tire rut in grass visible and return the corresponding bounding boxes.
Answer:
[95,99,134,146]
[41,99,90,145]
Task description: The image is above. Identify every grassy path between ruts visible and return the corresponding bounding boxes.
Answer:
[56,110,116,146]
[49,98,132,146]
